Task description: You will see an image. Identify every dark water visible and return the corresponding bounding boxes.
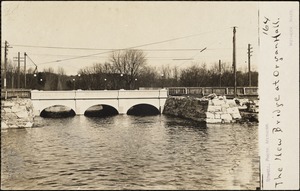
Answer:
[1,115,259,190]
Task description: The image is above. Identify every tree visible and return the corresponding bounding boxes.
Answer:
[180,63,208,87]
[56,67,66,90]
[110,49,147,89]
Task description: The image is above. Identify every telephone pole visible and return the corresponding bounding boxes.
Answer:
[219,59,222,87]
[17,52,21,89]
[14,52,25,89]
[24,52,27,89]
[232,27,237,98]
[4,41,8,99]
[247,44,253,86]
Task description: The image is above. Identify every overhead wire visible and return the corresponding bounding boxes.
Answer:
[27,27,231,66]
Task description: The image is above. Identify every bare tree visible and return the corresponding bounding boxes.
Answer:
[57,67,66,76]
[110,49,147,89]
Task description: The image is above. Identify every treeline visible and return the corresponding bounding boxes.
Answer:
[1,49,258,90]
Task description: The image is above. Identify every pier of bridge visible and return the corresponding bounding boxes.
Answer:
[31,89,168,116]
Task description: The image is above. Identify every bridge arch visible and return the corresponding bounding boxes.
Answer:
[126,103,160,116]
[31,100,77,116]
[76,100,119,115]
[40,105,76,118]
[84,104,119,117]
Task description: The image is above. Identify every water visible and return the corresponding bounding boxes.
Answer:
[1,115,259,190]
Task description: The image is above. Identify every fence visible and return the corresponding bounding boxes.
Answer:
[167,87,258,97]
[1,89,31,99]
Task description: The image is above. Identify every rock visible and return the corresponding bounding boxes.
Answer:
[214,113,221,119]
[1,121,8,129]
[226,107,239,114]
[1,99,35,129]
[3,112,17,120]
[24,122,33,128]
[226,99,238,107]
[207,105,222,112]
[231,113,242,119]
[212,99,225,106]
[205,112,215,119]
[206,118,222,123]
[221,113,232,123]
[163,96,255,124]
[163,96,208,122]
[2,102,14,107]
[16,111,29,118]
[3,107,12,113]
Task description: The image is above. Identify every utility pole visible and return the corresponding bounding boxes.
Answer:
[4,41,8,99]
[247,44,253,87]
[219,59,222,87]
[232,26,237,98]
[24,52,27,89]
[17,52,20,89]
[14,52,25,89]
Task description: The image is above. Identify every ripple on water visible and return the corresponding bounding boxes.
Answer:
[1,115,259,190]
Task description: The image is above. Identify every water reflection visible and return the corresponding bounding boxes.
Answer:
[1,115,259,190]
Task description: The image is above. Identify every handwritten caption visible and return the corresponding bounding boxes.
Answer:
[262,16,284,188]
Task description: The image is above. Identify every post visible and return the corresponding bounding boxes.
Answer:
[161,74,164,89]
[17,52,20,89]
[73,78,75,90]
[4,41,8,99]
[219,59,222,87]
[233,27,237,98]
[24,52,27,89]
[248,44,252,86]
[12,75,14,89]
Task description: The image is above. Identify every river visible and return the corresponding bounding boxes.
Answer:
[1,115,259,190]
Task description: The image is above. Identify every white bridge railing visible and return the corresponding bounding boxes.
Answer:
[31,89,168,100]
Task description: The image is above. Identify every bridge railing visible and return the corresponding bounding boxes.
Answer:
[31,89,168,100]
[167,87,258,96]
[31,90,77,100]
[1,89,31,99]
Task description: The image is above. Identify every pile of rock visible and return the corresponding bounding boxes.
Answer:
[163,94,250,124]
[239,99,259,123]
[206,95,241,123]
[163,96,208,123]
[1,98,35,129]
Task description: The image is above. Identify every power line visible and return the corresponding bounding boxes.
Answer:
[20,28,231,65]
[10,29,230,52]
[10,45,224,52]
[14,53,199,60]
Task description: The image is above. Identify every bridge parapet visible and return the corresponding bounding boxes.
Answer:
[31,90,76,100]
[75,90,119,99]
[118,90,167,99]
[31,89,168,100]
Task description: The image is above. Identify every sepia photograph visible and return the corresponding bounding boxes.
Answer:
[1,1,298,190]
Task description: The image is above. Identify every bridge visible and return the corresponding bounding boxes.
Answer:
[3,87,258,116]
[31,89,168,116]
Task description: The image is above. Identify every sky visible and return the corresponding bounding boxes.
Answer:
[2,1,259,75]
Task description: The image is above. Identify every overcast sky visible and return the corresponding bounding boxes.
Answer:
[2,1,259,75]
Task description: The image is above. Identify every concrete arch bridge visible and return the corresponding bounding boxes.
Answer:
[31,90,168,116]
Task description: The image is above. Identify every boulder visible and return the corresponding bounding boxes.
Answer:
[16,111,29,119]
[205,112,215,119]
[207,105,222,112]
[221,113,232,123]
[1,121,8,129]
[206,118,222,123]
